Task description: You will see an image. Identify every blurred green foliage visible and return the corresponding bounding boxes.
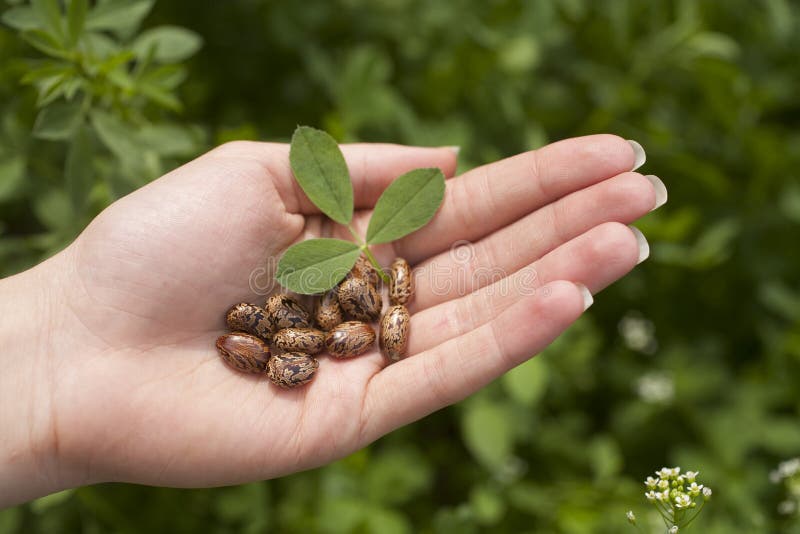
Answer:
[2,0,800,532]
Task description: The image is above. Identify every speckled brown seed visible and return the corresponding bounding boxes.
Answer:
[273,327,325,355]
[379,305,410,362]
[338,276,382,322]
[347,254,381,288]
[265,294,312,331]
[314,289,343,331]
[225,302,273,341]
[215,332,271,373]
[325,321,376,358]
[267,352,319,388]
[389,257,413,305]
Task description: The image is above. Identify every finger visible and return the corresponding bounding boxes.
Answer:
[411,172,659,309]
[360,280,588,441]
[205,141,459,214]
[407,222,644,354]
[394,134,642,263]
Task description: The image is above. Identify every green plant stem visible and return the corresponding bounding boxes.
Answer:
[360,244,391,284]
[347,224,364,245]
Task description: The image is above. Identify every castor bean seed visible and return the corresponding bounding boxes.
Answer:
[265,294,312,331]
[267,352,319,388]
[338,276,382,322]
[325,321,376,358]
[347,254,381,288]
[215,332,271,373]
[225,302,272,341]
[379,305,410,362]
[314,289,343,331]
[389,257,413,305]
[273,327,325,355]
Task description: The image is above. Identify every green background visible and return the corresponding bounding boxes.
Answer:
[2,0,800,532]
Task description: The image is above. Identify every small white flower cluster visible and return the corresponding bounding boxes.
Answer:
[629,466,711,532]
[770,457,800,516]
[644,467,712,509]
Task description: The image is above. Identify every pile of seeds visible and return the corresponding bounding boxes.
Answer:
[215,256,412,388]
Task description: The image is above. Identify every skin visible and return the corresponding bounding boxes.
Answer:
[0,136,660,507]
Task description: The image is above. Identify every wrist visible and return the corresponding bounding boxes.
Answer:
[0,250,76,507]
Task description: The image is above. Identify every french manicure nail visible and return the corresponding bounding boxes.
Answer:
[644,174,668,210]
[627,140,646,171]
[575,283,593,311]
[629,226,650,264]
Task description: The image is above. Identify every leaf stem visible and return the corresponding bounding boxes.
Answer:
[360,244,391,284]
[347,224,364,245]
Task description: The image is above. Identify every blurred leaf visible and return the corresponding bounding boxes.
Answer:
[289,125,354,224]
[364,447,432,505]
[1,6,39,30]
[85,0,154,37]
[30,489,75,513]
[275,238,361,294]
[0,156,26,202]
[33,100,83,140]
[0,507,22,533]
[365,508,412,534]
[66,0,88,47]
[65,124,93,213]
[138,123,199,156]
[461,399,515,470]
[31,0,64,42]
[89,109,142,159]
[33,188,74,230]
[469,484,506,526]
[22,28,70,58]
[132,25,202,63]
[502,357,549,407]
[366,167,445,244]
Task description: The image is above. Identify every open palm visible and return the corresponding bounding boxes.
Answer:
[48,136,659,489]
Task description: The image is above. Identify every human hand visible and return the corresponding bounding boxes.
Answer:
[0,136,663,506]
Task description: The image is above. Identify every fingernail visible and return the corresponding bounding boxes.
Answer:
[629,225,650,264]
[445,146,461,157]
[644,174,668,210]
[627,140,646,171]
[575,283,593,311]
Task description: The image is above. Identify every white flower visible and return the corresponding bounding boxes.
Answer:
[658,467,673,478]
[674,494,692,509]
[702,487,712,499]
[626,510,636,524]
[658,479,669,490]
[645,476,659,489]
[687,482,703,496]
[669,527,679,534]
[672,467,681,477]
[645,491,658,502]
[685,471,699,483]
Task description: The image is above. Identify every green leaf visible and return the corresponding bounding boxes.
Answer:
[31,0,63,41]
[366,167,445,244]
[32,101,83,140]
[289,126,354,225]
[1,6,40,30]
[65,124,93,213]
[0,156,26,202]
[275,238,361,294]
[139,123,200,156]
[461,399,514,470]
[90,109,142,159]
[22,29,70,59]
[86,0,154,37]
[132,26,203,63]
[66,0,88,47]
[502,357,549,407]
